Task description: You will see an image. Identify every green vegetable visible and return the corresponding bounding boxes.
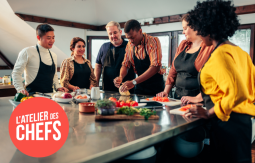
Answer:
[14,93,26,102]
[117,106,136,116]
[117,107,156,120]
[96,99,115,109]
[139,108,156,120]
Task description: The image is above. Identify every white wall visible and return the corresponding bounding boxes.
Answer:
[0,70,13,78]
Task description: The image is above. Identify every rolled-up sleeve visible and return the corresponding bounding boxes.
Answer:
[60,59,71,88]
[122,43,132,69]
[206,51,248,121]
[165,40,186,86]
[148,37,162,67]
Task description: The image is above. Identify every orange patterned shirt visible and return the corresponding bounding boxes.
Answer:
[122,33,164,75]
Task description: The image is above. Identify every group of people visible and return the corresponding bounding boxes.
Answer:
[12,0,255,162]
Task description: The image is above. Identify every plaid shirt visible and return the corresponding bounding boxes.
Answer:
[122,33,164,75]
[60,56,97,89]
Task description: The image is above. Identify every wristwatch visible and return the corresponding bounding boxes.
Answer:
[132,80,137,85]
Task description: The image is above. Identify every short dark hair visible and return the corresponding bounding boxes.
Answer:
[70,37,86,56]
[187,0,240,41]
[124,19,141,33]
[36,23,54,37]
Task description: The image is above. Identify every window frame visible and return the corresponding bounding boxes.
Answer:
[238,24,255,62]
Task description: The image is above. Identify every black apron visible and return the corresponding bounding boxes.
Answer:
[133,35,164,95]
[198,40,252,163]
[26,45,55,94]
[174,46,201,99]
[102,41,135,93]
[69,61,91,89]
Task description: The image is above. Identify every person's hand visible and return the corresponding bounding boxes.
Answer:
[184,104,209,119]
[113,77,123,88]
[181,96,199,104]
[156,91,168,97]
[57,87,69,92]
[90,85,94,90]
[120,81,134,92]
[72,86,80,92]
[19,90,29,96]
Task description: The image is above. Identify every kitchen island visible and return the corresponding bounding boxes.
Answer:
[0,91,205,163]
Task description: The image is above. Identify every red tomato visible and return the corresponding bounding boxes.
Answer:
[109,97,117,102]
[116,101,120,107]
[125,102,130,107]
[131,101,138,107]
[119,101,126,107]
[146,98,150,101]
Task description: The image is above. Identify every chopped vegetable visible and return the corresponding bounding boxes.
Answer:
[179,105,192,111]
[152,96,170,102]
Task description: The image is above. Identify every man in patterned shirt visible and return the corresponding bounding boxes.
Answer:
[114,19,165,95]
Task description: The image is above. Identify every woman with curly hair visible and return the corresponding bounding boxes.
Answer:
[185,0,254,162]
[60,37,97,91]
[156,14,214,104]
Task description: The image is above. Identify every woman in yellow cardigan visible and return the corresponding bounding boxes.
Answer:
[185,0,255,163]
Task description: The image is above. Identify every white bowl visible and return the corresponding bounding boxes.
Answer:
[74,94,90,103]
[9,99,21,107]
[54,97,73,103]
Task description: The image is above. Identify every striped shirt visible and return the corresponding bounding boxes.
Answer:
[122,33,164,74]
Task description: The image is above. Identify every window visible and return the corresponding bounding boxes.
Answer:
[87,36,109,68]
[229,29,251,55]
[91,39,109,68]
[178,34,186,46]
[152,35,169,67]
[148,32,171,67]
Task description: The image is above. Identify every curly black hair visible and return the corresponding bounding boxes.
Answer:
[187,0,240,41]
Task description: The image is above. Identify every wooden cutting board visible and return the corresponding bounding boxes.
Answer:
[95,114,159,121]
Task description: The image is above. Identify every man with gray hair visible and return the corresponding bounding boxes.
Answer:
[94,21,135,92]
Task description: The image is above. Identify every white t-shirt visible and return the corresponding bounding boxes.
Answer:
[12,43,60,92]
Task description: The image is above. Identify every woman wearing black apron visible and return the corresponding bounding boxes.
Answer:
[185,1,254,162]
[60,37,97,91]
[156,14,214,103]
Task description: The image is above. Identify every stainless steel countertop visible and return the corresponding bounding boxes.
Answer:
[0,92,204,163]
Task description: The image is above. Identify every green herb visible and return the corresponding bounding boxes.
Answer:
[117,106,136,116]
[117,107,156,120]
[96,99,115,109]
[139,108,156,120]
